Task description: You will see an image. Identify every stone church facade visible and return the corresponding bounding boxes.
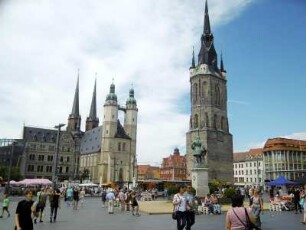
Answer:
[186,1,233,182]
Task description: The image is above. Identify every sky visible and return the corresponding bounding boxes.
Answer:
[0,0,305,166]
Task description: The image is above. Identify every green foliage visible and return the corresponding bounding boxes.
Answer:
[223,186,236,199]
[167,186,179,196]
[0,166,23,181]
[209,178,227,194]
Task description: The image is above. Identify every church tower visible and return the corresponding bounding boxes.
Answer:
[124,87,138,181]
[67,76,81,132]
[100,82,119,183]
[86,79,99,131]
[186,0,233,182]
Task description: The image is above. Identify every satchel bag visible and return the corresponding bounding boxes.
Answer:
[232,208,256,230]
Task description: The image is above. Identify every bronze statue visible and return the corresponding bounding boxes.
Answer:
[191,136,207,166]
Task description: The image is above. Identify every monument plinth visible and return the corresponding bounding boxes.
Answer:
[191,136,209,197]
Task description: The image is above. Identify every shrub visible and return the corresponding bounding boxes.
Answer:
[223,187,236,199]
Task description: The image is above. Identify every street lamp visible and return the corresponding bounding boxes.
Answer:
[52,123,65,188]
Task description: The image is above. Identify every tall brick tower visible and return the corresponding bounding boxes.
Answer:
[186,0,233,182]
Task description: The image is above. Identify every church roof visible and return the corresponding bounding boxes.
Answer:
[80,126,102,154]
[115,120,131,140]
[23,126,58,143]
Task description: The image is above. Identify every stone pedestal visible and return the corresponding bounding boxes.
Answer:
[191,167,209,197]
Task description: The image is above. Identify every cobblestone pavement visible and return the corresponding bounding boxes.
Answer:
[0,197,305,230]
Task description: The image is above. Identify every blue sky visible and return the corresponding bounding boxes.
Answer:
[0,0,305,165]
[218,0,306,150]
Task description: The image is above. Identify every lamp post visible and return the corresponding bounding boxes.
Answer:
[52,123,65,188]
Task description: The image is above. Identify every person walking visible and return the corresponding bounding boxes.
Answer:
[173,185,187,230]
[49,188,61,223]
[0,193,11,218]
[106,189,116,214]
[225,194,256,230]
[293,187,302,214]
[131,191,140,216]
[79,188,85,207]
[184,185,196,230]
[34,187,47,224]
[72,187,80,210]
[66,187,73,207]
[118,189,125,212]
[250,190,263,229]
[14,189,38,230]
[101,188,107,208]
[300,185,306,225]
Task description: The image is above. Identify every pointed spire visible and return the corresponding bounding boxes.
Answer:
[86,77,99,131]
[204,0,211,34]
[190,46,195,69]
[198,0,218,70]
[220,52,226,73]
[71,72,80,116]
[89,78,97,119]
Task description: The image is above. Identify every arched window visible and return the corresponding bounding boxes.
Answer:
[194,114,199,128]
[193,83,198,104]
[214,114,217,129]
[205,113,209,127]
[202,81,207,97]
[119,168,123,182]
[215,84,221,105]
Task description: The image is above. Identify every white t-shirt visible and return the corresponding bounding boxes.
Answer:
[173,193,186,212]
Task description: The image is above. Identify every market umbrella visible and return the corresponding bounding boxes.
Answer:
[267,176,298,186]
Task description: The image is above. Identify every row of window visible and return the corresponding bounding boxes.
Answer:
[234,169,261,175]
[234,162,261,168]
[29,154,72,163]
[160,169,186,175]
[29,144,75,153]
[27,165,69,173]
[234,177,262,183]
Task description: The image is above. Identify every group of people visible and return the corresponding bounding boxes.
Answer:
[172,185,196,230]
[201,193,221,215]
[101,187,140,216]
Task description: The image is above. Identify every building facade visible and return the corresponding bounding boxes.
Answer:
[264,138,306,181]
[138,165,160,180]
[160,148,187,181]
[233,149,264,187]
[186,1,233,182]
[80,81,138,186]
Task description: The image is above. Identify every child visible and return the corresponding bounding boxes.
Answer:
[0,194,10,218]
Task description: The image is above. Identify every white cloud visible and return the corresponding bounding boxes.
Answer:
[0,0,254,165]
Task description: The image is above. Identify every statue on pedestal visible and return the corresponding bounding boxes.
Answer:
[191,136,207,167]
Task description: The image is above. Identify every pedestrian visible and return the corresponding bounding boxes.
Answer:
[66,187,73,207]
[0,193,11,218]
[14,189,38,230]
[72,187,80,210]
[118,189,125,211]
[79,187,86,207]
[49,188,61,223]
[34,187,47,224]
[173,185,187,230]
[184,185,196,230]
[101,188,107,208]
[300,185,306,225]
[250,190,263,229]
[293,187,302,214]
[225,194,256,230]
[131,191,140,216]
[106,189,116,214]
